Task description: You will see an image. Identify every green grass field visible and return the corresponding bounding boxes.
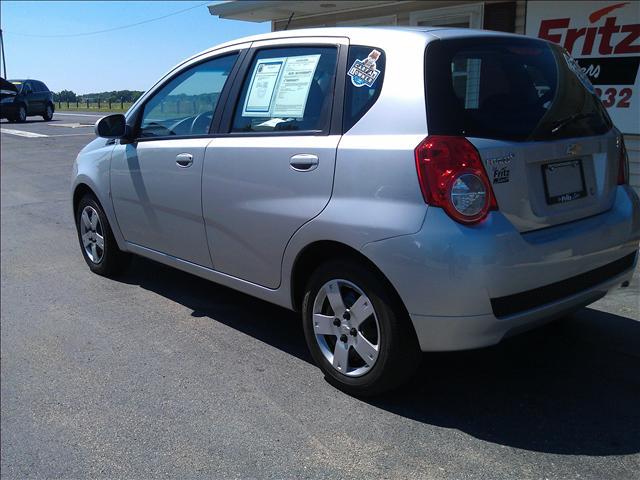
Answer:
[55,102,133,112]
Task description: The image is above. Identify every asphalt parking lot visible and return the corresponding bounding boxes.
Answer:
[1,113,639,479]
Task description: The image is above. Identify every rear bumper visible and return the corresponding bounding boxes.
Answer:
[408,252,635,350]
[362,185,640,351]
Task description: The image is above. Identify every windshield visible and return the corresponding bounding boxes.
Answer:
[9,80,24,93]
[424,37,611,141]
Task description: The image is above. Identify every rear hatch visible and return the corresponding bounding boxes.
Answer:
[425,35,617,232]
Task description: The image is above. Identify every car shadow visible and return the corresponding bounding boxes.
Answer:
[120,256,311,363]
[371,307,640,456]
[118,256,640,456]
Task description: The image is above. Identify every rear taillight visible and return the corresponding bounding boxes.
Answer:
[414,135,497,224]
[617,136,629,185]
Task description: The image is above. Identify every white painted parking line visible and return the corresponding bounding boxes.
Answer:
[49,133,96,137]
[53,113,104,117]
[0,128,49,138]
[48,122,93,128]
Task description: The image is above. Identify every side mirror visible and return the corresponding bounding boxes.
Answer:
[95,114,129,139]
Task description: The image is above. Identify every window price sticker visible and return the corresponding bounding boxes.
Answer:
[242,54,321,118]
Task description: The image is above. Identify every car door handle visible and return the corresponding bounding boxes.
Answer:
[290,154,319,171]
[176,153,193,168]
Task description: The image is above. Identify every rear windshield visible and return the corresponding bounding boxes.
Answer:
[425,37,612,141]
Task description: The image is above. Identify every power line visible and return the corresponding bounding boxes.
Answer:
[3,1,210,38]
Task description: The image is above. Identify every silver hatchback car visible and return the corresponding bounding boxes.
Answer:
[72,27,639,395]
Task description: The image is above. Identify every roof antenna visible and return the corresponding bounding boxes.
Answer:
[284,12,294,30]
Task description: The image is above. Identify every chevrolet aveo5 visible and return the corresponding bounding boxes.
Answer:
[71,27,640,395]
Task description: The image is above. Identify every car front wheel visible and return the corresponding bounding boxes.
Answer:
[76,194,130,277]
[14,104,27,123]
[302,259,421,396]
[42,103,53,121]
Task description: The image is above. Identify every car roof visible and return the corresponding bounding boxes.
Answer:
[228,25,525,42]
[184,26,529,67]
[210,25,471,47]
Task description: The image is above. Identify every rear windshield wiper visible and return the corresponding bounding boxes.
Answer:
[550,112,596,134]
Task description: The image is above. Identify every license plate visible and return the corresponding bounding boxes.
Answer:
[542,159,587,205]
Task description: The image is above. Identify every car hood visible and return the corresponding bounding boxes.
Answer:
[0,78,18,100]
[78,136,111,155]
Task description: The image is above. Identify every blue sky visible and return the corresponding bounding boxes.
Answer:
[0,1,269,94]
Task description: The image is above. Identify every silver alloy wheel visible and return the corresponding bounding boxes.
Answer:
[80,206,104,264]
[18,106,26,122]
[312,279,380,377]
[45,105,52,118]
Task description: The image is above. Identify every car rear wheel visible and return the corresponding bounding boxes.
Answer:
[302,259,421,396]
[76,194,130,277]
[42,103,53,121]
[14,104,26,123]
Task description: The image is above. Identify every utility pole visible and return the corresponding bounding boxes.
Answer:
[0,28,7,78]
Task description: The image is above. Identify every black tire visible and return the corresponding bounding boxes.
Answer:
[42,103,54,121]
[75,194,130,277]
[302,259,421,396]
[14,104,27,123]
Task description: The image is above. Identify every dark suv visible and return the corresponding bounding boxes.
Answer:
[0,78,55,123]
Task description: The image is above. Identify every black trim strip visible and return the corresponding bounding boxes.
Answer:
[490,252,637,318]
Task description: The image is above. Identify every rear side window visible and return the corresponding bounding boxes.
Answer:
[425,37,611,141]
[231,46,337,133]
[33,81,48,92]
[343,46,385,132]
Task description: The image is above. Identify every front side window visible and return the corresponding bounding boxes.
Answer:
[231,46,337,133]
[139,53,238,138]
[425,38,611,141]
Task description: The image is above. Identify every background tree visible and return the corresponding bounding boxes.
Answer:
[77,90,144,102]
[54,90,77,102]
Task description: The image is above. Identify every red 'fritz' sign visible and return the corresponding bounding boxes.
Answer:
[538,3,639,55]
[526,1,640,134]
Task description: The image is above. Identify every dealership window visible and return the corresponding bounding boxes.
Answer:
[337,15,397,27]
[410,3,484,29]
[452,57,482,108]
